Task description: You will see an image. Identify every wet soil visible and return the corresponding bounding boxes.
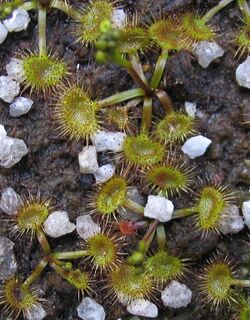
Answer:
[1,0,250,319]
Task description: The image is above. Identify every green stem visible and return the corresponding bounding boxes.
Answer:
[155,89,174,114]
[143,219,159,244]
[51,250,88,260]
[141,97,152,134]
[232,279,250,287]
[124,97,143,111]
[172,207,197,219]
[37,228,51,255]
[38,8,47,56]
[151,49,168,89]
[97,88,144,108]
[129,53,148,86]
[157,224,167,250]
[20,1,37,11]
[125,198,144,215]
[23,258,48,287]
[202,0,234,23]
[50,261,70,279]
[51,0,82,20]
[237,0,250,19]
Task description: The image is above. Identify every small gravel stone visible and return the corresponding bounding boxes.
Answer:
[0,76,20,103]
[236,56,250,89]
[3,8,30,32]
[0,124,7,136]
[0,136,28,168]
[193,41,224,68]
[161,281,192,309]
[94,164,116,183]
[43,211,75,238]
[0,187,21,215]
[10,97,33,117]
[24,303,47,320]
[0,22,8,44]
[219,205,244,234]
[111,8,126,28]
[181,135,211,159]
[77,297,106,320]
[78,146,98,174]
[127,299,158,318]
[76,215,101,240]
[144,195,174,222]
[0,237,17,280]
[92,130,127,152]
[242,200,250,228]
[6,58,25,82]
[185,101,196,117]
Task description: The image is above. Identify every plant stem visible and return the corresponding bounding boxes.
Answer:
[97,88,144,108]
[155,89,174,114]
[232,279,250,287]
[23,258,48,287]
[20,1,37,11]
[237,0,250,19]
[37,228,51,254]
[51,0,82,20]
[202,0,234,23]
[151,49,168,89]
[129,53,148,86]
[157,224,167,250]
[124,97,143,111]
[50,261,70,279]
[38,7,47,56]
[172,207,197,219]
[143,219,159,244]
[127,64,152,95]
[124,198,144,215]
[51,250,88,260]
[141,97,152,134]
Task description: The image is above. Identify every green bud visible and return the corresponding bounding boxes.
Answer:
[107,40,117,49]
[99,19,112,33]
[64,262,73,271]
[134,265,145,275]
[112,29,122,40]
[95,50,108,64]
[138,240,146,253]
[95,40,108,50]
[127,251,144,266]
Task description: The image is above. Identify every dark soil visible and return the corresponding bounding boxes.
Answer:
[1,0,250,319]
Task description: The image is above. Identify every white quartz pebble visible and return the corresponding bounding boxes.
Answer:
[0,22,8,44]
[43,211,75,238]
[91,130,126,152]
[94,164,116,183]
[127,299,158,318]
[78,146,99,174]
[3,8,30,32]
[77,297,106,320]
[236,56,250,89]
[181,135,211,159]
[193,41,224,68]
[219,205,244,234]
[0,136,28,168]
[0,124,6,136]
[10,97,33,117]
[161,281,192,309]
[111,8,126,28]
[144,195,174,222]
[0,76,20,103]
[185,101,196,117]
[24,303,47,320]
[0,237,17,280]
[242,200,250,229]
[76,215,101,240]
[6,58,25,82]
[0,187,21,215]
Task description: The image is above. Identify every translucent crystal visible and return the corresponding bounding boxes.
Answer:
[78,146,98,174]
[193,41,224,68]
[0,187,21,215]
[94,164,116,183]
[0,237,17,280]
[76,215,101,240]
[6,58,25,82]
[127,299,158,318]
[242,200,250,229]
[77,297,106,320]
[236,56,250,89]
[0,76,20,103]
[0,21,8,44]
[144,195,174,222]
[0,124,7,136]
[10,97,33,117]
[111,9,126,28]
[219,205,244,234]
[185,101,196,117]
[181,135,211,159]
[0,136,28,168]
[3,8,30,32]
[161,280,192,308]
[24,303,47,320]
[91,130,127,152]
[43,211,75,238]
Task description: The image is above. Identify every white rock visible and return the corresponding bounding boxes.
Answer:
[0,76,20,103]
[3,8,30,32]
[185,101,196,117]
[6,58,25,82]
[78,146,99,174]
[0,187,22,215]
[111,9,127,28]
[0,124,7,136]
[0,136,28,168]
[181,135,211,159]
[144,195,174,222]
[76,215,101,240]
[193,41,224,68]
[242,200,250,228]
[161,280,192,309]
[91,130,127,152]
[0,22,8,44]
[24,303,47,320]
[0,237,17,280]
[94,164,116,183]
[77,297,106,320]
[219,205,244,234]
[127,299,158,318]
[43,211,75,238]
[236,56,250,89]
[10,97,33,117]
